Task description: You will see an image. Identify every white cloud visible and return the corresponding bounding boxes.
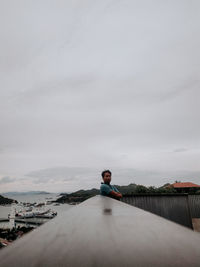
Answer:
[0,176,16,184]
[0,0,199,192]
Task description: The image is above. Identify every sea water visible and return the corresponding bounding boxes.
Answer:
[0,193,72,229]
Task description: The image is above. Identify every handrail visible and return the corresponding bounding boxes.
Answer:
[0,195,200,266]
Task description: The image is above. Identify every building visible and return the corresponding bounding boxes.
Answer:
[169,182,200,193]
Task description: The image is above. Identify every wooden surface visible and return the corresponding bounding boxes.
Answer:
[0,195,200,267]
[192,218,200,232]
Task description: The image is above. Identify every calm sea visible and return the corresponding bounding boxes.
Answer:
[0,193,72,219]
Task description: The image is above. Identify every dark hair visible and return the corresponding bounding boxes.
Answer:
[101,170,112,178]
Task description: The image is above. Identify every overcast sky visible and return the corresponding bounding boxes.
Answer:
[0,0,200,193]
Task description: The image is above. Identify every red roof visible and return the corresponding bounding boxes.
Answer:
[171,182,200,188]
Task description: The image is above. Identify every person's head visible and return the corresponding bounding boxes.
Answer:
[101,170,112,184]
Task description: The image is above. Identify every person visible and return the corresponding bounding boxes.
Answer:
[100,170,122,200]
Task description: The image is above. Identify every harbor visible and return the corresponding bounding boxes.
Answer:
[0,193,72,248]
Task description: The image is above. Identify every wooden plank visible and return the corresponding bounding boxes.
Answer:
[0,196,200,267]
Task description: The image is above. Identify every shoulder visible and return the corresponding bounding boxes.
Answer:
[100,184,110,190]
[100,184,112,195]
[111,185,119,192]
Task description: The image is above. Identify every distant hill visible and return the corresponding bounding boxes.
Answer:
[56,188,99,204]
[0,195,17,205]
[55,183,177,204]
[3,191,50,195]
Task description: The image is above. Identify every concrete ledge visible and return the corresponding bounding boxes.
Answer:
[0,195,200,267]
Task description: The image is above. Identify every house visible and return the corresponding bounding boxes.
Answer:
[169,182,200,193]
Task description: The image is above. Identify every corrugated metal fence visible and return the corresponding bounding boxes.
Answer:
[121,194,194,229]
[188,195,200,218]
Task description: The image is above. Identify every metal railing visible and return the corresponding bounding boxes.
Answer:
[121,194,193,228]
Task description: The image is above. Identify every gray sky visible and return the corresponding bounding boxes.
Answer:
[0,0,200,193]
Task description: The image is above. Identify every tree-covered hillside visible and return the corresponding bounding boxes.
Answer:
[0,195,17,205]
[55,183,177,204]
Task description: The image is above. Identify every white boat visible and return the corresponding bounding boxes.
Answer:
[16,209,57,219]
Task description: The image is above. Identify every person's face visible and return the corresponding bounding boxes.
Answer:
[103,172,111,184]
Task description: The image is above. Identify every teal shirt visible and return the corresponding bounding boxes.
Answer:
[100,183,119,196]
